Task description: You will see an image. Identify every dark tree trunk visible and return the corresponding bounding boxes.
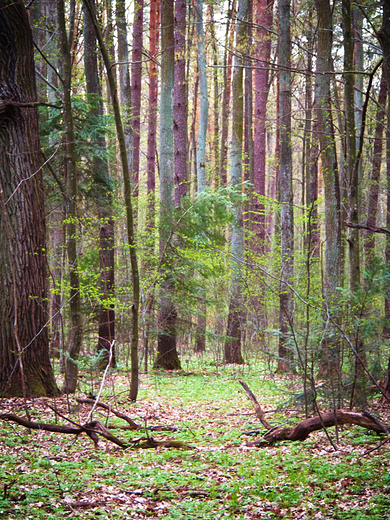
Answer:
[0,0,57,397]
[84,0,115,369]
[131,0,144,214]
[364,69,387,259]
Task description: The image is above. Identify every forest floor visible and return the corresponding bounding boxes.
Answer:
[1,362,390,519]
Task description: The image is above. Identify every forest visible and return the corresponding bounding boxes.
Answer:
[1,0,390,518]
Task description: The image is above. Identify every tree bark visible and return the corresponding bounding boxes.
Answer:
[364,69,387,259]
[224,0,248,365]
[147,0,159,225]
[278,0,294,372]
[131,0,144,214]
[174,0,188,206]
[253,0,273,250]
[0,0,57,397]
[314,0,341,297]
[155,0,181,370]
[219,1,236,185]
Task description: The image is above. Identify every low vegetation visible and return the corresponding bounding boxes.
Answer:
[1,362,390,519]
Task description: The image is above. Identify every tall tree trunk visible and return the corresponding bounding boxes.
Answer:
[343,0,366,408]
[194,0,208,353]
[253,0,273,251]
[155,0,181,370]
[364,70,387,259]
[209,4,220,181]
[244,0,254,217]
[195,0,208,192]
[59,0,83,394]
[219,0,236,185]
[0,0,57,397]
[84,0,115,369]
[224,0,248,365]
[131,0,144,215]
[174,0,188,206]
[84,0,140,400]
[342,0,360,291]
[116,0,133,190]
[314,0,341,297]
[277,0,294,373]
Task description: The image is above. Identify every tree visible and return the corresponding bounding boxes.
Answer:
[84,0,116,369]
[155,0,181,370]
[0,0,57,397]
[253,0,273,250]
[83,0,140,400]
[224,0,248,365]
[131,0,144,215]
[58,0,83,394]
[278,0,294,372]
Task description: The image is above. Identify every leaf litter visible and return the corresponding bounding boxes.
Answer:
[0,370,390,519]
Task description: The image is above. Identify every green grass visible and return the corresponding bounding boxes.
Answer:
[0,363,390,519]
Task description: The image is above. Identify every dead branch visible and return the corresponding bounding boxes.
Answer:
[239,380,273,430]
[345,221,390,236]
[239,381,389,444]
[0,413,188,450]
[75,398,140,430]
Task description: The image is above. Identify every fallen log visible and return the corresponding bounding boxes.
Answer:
[239,381,390,444]
[0,414,188,450]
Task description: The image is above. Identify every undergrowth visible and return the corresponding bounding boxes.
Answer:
[0,363,389,519]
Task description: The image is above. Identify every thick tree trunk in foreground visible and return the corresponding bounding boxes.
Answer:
[224,0,248,365]
[0,0,57,397]
[155,0,181,370]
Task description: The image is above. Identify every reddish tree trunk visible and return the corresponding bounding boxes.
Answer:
[131,0,144,211]
[253,0,273,250]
